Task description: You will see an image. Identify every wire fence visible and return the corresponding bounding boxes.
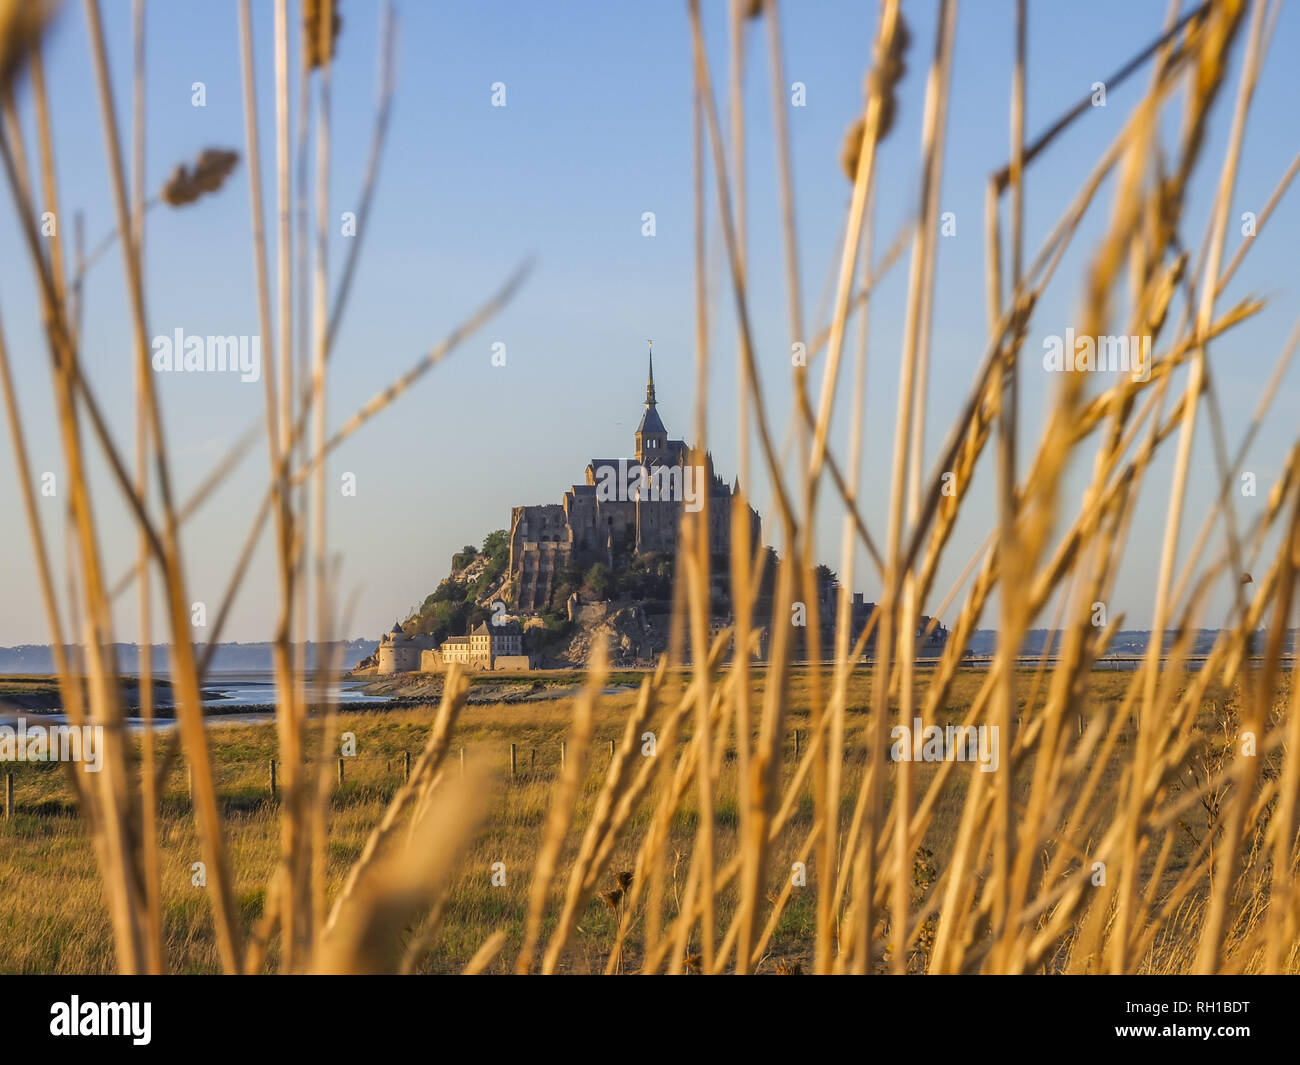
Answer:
[0,730,820,820]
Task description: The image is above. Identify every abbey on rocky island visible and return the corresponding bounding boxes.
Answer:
[368,347,947,676]
[505,346,761,612]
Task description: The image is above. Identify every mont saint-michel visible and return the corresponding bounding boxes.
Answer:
[506,347,760,613]
[362,350,946,675]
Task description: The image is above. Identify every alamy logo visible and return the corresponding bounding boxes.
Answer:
[1042,328,1151,382]
[0,718,104,772]
[151,329,261,383]
[50,997,151,1045]
[890,717,1000,773]
[593,459,704,513]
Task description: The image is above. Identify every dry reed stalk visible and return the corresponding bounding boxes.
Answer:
[462,931,507,976]
[1136,0,1255,976]
[302,0,335,959]
[0,41,98,840]
[987,0,1025,974]
[312,763,488,974]
[887,0,955,973]
[515,664,597,973]
[1,80,147,973]
[90,0,244,971]
[323,667,469,937]
[540,647,660,972]
[687,0,794,531]
[127,0,164,975]
[604,681,695,972]
[235,0,309,970]
[687,63,717,971]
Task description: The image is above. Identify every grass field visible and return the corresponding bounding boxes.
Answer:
[0,668,1258,974]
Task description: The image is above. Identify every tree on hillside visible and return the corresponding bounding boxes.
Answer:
[583,562,611,600]
[482,529,508,559]
[470,530,511,598]
[431,579,464,604]
[551,559,584,608]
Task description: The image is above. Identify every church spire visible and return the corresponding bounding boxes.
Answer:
[645,339,657,408]
[635,340,668,461]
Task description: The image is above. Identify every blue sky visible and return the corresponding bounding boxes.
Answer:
[0,0,1297,645]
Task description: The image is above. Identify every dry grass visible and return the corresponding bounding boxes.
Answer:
[1,0,1299,974]
[0,669,1265,974]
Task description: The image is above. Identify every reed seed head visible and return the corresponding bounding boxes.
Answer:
[160,148,240,207]
[841,9,910,181]
[0,0,57,91]
[839,117,865,184]
[303,0,342,72]
[865,8,910,141]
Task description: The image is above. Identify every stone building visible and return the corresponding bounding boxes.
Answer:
[437,635,471,666]
[508,348,761,612]
[430,619,525,671]
[376,621,437,675]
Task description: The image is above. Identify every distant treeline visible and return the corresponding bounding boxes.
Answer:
[0,641,379,675]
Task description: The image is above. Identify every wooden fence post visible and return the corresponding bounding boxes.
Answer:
[269,759,277,798]
[337,757,345,786]
[560,741,566,770]
[403,750,411,783]
[187,764,194,804]
[530,748,536,774]
[608,739,615,760]
[510,743,517,779]
[794,729,801,759]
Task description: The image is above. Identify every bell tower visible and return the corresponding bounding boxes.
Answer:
[634,341,668,463]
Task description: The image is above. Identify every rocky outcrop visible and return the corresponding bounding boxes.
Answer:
[550,602,665,668]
